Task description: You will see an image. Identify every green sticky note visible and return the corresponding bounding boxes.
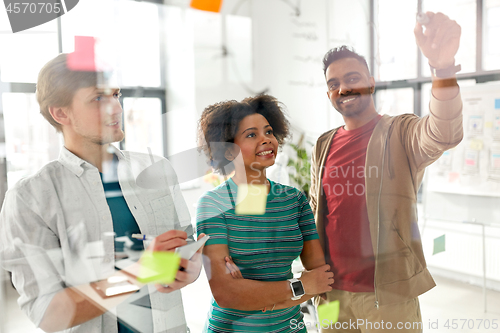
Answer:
[317,300,340,326]
[433,234,446,255]
[137,251,181,284]
[235,184,267,215]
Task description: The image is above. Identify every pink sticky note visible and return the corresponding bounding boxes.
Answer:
[67,36,96,71]
[465,159,475,166]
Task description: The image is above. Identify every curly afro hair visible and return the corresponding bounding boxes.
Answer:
[197,94,291,174]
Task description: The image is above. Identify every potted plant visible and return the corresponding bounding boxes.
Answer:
[287,134,312,199]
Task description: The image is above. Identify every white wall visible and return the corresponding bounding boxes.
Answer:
[164,0,374,154]
[163,0,253,158]
[252,0,331,140]
[250,0,371,141]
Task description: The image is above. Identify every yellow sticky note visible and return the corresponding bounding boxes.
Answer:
[235,184,267,215]
[318,300,340,326]
[470,139,484,151]
[485,121,493,129]
[137,251,180,284]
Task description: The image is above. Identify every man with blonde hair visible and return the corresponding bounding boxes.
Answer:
[0,53,203,333]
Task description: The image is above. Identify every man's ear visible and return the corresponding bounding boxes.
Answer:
[48,106,70,127]
[369,77,376,94]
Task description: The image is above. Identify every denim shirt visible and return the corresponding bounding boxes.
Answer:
[0,146,193,333]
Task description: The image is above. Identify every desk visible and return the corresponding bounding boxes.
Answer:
[72,260,154,333]
[115,258,154,333]
[117,287,153,333]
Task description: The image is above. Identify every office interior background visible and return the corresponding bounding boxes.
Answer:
[0,0,500,332]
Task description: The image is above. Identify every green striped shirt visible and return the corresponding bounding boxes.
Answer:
[196,178,318,333]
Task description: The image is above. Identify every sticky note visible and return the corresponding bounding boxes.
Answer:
[465,159,475,166]
[495,99,500,109]
[318,300,340,326]
[469,139,484,151]
[137,251,180,284]
[190,0,223,12]
[235,184,267,215]
[495,115,500,124]
[491,153,500,168]
[67,36,96,71]
[485,122,493,129]
[465,150,479,167]
[448,172,460,183]
[433,235,446,255]
[468,115,483,133]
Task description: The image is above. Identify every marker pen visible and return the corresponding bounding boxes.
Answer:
[131,233,195,243]
[416,12,430,25]
[131,234,155,241]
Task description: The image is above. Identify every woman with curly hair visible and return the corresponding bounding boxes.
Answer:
[196,95,334,333]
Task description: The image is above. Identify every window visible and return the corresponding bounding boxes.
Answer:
[376,88,414,116]
[484,0,500,70]
[375,0,499,126]
[374,0,418,81]
[2,93,60,188]
[422,0,477,75]
[421,79,476,116]
[123,97,163,156]
[0,20,58,83]
[61,0,162,87]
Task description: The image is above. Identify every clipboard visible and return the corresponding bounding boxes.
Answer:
[90,276,140,299]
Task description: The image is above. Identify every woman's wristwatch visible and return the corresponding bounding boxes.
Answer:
[288,278,305,300]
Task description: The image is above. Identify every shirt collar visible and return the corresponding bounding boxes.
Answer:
[58,145,124,177]
[107,144,125,160]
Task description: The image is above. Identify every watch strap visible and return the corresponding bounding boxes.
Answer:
[429,63,461,78]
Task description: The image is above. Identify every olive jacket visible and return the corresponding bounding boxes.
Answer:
[310,93,463,306]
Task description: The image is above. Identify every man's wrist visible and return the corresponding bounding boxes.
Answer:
[429,63,461,79]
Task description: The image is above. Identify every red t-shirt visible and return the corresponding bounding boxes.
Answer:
[322,115,381,292]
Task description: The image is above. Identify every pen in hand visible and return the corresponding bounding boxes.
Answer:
[416,12,430,25]
[131,234,155,241]
[132,233,194,243]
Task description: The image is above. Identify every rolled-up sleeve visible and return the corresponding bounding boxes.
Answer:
[0,188,65,327]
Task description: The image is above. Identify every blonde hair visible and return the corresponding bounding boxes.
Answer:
[36,53,101,132]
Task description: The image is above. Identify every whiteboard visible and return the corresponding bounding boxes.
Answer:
[424,82,500,225]
[426,82,500,197]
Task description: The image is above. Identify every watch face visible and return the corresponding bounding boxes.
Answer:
[292,281,305,296]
